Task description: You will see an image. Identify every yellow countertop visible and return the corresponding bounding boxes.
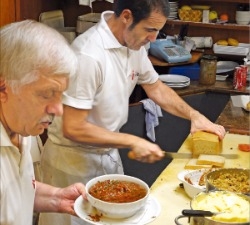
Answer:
[148,133,250,225]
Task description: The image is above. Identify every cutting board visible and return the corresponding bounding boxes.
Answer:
[148,133,250,225]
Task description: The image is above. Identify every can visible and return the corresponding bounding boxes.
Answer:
[233,66,247,89]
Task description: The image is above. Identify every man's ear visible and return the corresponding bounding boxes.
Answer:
[121,9,133,25]
[0,79,8,102]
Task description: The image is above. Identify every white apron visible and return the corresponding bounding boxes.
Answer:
[39,138,124,225]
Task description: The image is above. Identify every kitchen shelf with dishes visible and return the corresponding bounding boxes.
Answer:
[165,20,249,31]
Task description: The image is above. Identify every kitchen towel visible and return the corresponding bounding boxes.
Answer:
[79,0,114,8]
[140,99,163,142]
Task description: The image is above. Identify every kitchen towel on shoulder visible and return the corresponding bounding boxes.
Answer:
[140,99,163,142]
[79,0,114,8]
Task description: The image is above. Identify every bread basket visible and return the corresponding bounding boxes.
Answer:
[178,9,202,22]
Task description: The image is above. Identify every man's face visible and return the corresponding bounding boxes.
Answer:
[123,10,167,50]
[2,74,69,136]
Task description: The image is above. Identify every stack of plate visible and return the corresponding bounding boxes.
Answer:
[159,74,190,88]
[168,0,179,20]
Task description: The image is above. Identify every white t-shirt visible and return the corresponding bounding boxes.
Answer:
[48,11,159,147]
[0,123,36,225]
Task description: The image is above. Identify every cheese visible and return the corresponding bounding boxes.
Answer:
[197,154,225,167]
[192,131,222,157]
[184,158,213,170]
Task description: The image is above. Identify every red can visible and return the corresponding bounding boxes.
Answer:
[233,66,247,89]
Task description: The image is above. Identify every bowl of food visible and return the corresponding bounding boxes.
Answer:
[86,174,150,219]
[206,168,250,195]
[177,169,211,198]
[190,191,250,225]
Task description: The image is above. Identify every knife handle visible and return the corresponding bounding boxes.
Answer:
[127,151,136,160]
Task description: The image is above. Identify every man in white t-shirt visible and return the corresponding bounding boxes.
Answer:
[40,1,226,224]
[0,20,86,225]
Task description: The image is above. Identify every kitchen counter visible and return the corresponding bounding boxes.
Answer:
[148,133,250,225]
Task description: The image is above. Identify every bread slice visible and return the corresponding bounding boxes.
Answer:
[184,158,213,170]
[192,131,222,157]
[197,154,225,167]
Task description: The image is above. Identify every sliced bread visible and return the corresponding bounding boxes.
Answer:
[197,154,225,167]
[192,131,222,157]
[184,158,213,170]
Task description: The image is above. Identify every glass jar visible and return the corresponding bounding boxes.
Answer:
[199,55,217,85]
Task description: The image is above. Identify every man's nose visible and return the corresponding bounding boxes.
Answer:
[148,31,159,42]
[47,101,63,117]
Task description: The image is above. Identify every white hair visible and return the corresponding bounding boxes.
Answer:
[0,20,77,92]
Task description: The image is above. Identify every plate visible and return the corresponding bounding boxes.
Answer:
[216,61,239,74]
[159,74,190,83]
[74,195,161,225]
[216,74,229,81]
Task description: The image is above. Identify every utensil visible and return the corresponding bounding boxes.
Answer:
[182,209,223,217]
[127,150,238,160]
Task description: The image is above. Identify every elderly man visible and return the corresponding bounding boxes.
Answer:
[0,20,86,225]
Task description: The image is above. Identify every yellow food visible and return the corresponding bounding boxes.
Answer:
[197,154,225,167]
[184,158,213,170]
[192,131,222,157]
[228,38,239,46]
[246,101,250,110]
[216,39,228,46]
[192,191,250,223]
[209,11,218,21]
[181,5,192,10]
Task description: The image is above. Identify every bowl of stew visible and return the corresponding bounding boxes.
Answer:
[86,174,150,219]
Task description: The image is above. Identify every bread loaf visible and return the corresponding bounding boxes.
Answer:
[184,159,213,170]
[192,131,222,157]
[197,154,225,167]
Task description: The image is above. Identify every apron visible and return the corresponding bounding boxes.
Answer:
[38,138,124,225]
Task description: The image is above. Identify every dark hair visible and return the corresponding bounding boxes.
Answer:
[114,0,170,28]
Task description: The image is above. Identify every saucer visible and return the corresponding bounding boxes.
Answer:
[74,195,161,225]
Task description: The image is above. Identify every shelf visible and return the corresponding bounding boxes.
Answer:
[179,0,249,3]
[165,20,250,31]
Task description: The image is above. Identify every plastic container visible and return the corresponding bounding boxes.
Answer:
[168,63,200,80]
[199,55,217,85]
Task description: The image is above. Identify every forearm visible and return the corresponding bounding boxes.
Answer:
[145,80,199,120]
[34,181,61,213]
[64,120,141,149]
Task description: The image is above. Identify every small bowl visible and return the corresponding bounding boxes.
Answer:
[178,169,210,198]
[206,168,250,195]
[86,174,149,219]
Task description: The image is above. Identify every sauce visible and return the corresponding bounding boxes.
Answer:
[89,180,147,203]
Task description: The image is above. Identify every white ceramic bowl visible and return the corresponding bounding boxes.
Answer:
[178,169,209,198]
[86,174,150,219]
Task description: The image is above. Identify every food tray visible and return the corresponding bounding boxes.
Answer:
[213,43,250,56]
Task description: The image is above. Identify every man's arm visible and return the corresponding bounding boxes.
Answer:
[142,79,225,139]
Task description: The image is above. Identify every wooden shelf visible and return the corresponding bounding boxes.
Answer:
[165,20,250,31]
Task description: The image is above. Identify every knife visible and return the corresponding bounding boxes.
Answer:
[127,151,238,160]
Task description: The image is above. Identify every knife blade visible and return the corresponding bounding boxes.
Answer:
[127,151,238,160]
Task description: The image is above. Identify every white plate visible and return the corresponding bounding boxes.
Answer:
[159,74,190,83]
[74,195,161,225]
[216,74,229,81]
[216,61,239,74]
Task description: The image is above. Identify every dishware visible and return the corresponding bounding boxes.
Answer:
[74,195,161,225]
[175,191,250,225]
[206,168,250,195]
[216,61,239,74]
[177,169,208,198]
[85,174,149,219]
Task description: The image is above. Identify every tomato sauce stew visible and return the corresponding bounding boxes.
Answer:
[89,180,147,203]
